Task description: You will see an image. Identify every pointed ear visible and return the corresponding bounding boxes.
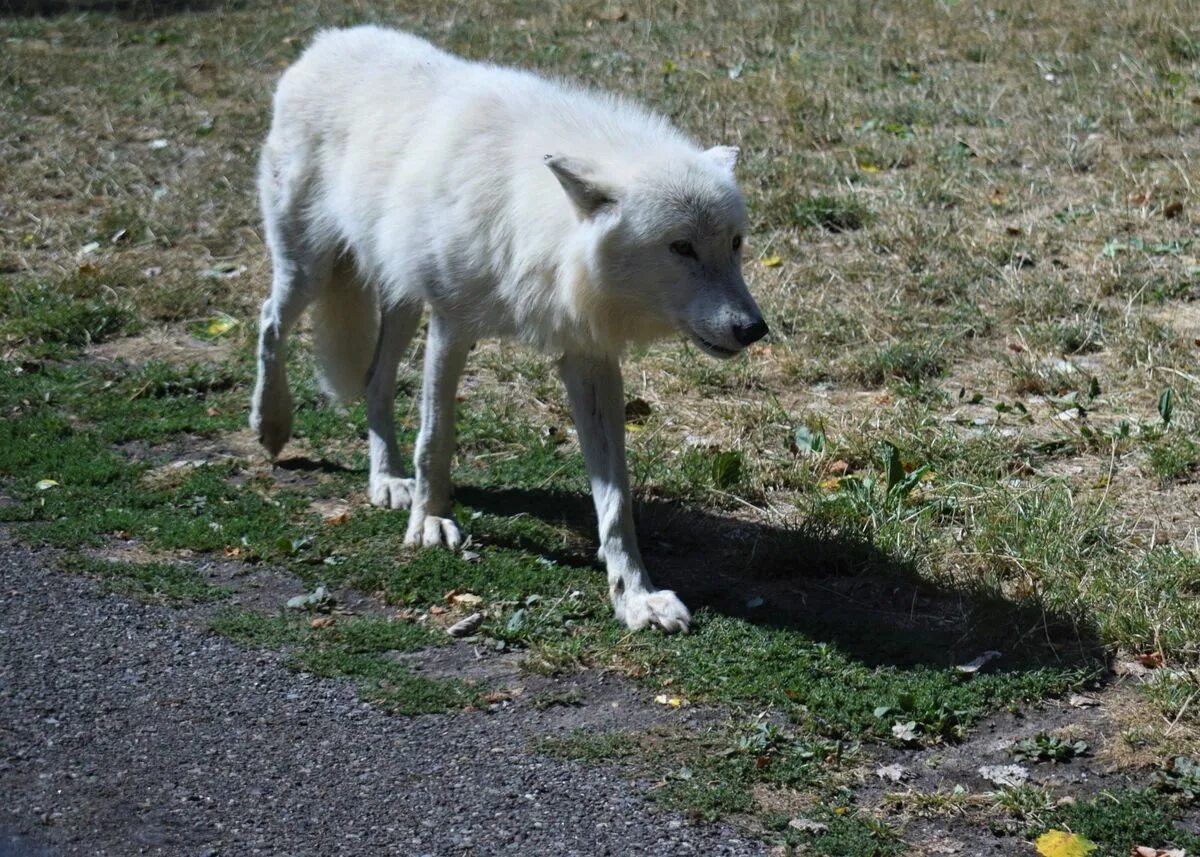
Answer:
[704,145,740,173]
[544,154,617,218]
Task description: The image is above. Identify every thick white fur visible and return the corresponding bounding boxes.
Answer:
[250,26,766,633]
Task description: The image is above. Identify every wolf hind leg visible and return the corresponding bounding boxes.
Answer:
[250,143,332,457]
[366,300,424,509]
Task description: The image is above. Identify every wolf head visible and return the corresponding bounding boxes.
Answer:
[546,146,767,358]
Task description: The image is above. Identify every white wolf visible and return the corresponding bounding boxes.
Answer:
[250,26,767,633]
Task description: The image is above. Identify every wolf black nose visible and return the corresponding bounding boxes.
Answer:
[732,319,769,346]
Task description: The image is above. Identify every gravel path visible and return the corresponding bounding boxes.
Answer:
[0,537,765,856]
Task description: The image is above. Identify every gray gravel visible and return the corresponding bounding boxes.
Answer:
[0,537,766,856]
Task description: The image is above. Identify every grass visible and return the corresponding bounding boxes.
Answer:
[0,271,142,358]
[1038,790,1200,856]
[212,609,479,715]
[2,0,1200,852]
[64,554,232,605]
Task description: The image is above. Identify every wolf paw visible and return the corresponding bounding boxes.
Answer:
[250,387,292,459]
[250,409,292,459]
[404,513,463,550]
[617,589,691,634]
[369,476,415,510]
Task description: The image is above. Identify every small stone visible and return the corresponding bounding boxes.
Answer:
[446,612,483,637]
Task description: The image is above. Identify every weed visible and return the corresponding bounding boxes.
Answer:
[1008,733,1090,763]
[1147,434,1198,485]
[790,194,872,233]
[1156,757,1200,803]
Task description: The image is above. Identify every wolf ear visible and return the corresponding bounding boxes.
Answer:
[704,145,740,173]
[544,154,617,218]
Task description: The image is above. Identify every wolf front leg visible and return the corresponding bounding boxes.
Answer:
[405,312,471,549]
[558,352,691,633]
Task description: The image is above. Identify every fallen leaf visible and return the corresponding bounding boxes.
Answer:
[484,688,522,704]
[788,817,828,834]
[653,694,685,708]
[858,161,881,173]
[1035,830,1096,857]
[1136,651,1165,669]
[1068,694,1101,708]
[204,314,239,336]
[1128,191,1151,206]
[760,255,783,268]
[1164,200,1184,219]
[206,263,247,280]
[876,763,910,783]
[446,612,483,637]
[990,188,1008,206]
[892,720,921,744]
[286,586,334,612]
[310,616,336,629]
[1132,847,1186,857]
[35,479,59,490]
[957,650,1002,674]
[451,592,483,607]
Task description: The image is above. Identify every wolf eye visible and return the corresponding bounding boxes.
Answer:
[670,240,698,259]
[732,235,743,252]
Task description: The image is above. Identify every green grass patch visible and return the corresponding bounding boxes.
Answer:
[1036,789,1200,856]
[849,341,946,387]
[619,612,1088,741]
[1148,433,1199,485]
[64,554,231,605]
[212,609,476,716]
[791,194,872,233]
[536,729,641,763]
[0,270,142,357]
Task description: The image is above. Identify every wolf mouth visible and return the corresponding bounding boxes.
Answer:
[688,331,739,359]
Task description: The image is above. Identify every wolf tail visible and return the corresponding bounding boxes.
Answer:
[312,255,379,405]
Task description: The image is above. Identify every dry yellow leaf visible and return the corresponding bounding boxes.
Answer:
[205,315,238,336]
[653,694,684,707]
[858,162,881,173]
[1035,830,1097,857]
[761,256,783,268]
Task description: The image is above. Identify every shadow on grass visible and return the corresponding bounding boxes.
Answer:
[456,485,1105,674]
